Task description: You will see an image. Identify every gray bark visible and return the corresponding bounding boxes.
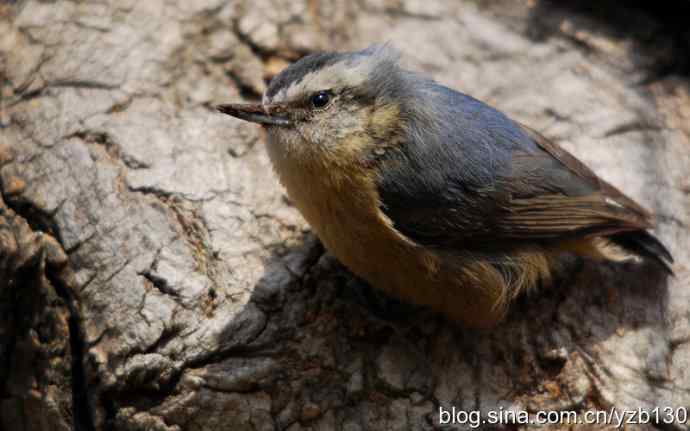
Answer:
[1,1,689,430]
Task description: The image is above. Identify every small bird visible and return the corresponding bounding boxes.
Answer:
[217,45,673,328]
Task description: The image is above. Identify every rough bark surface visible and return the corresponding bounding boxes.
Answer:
[1,1,689,430]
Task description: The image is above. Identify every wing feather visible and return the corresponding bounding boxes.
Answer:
[377,102,654,248]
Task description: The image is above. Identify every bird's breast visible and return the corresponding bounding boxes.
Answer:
[266,143,514,328]
[267,145,436,294]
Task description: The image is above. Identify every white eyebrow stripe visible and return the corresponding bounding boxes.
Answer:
[263,44,401,104]
[274,60,373,102]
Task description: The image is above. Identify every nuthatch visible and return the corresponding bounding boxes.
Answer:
[218,45,673,328]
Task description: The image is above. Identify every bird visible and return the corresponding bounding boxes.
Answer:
[217,44,673,328]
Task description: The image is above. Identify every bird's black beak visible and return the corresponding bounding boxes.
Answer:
[216,103,292,126]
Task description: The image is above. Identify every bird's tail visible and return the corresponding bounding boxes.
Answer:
[608,230,674,275]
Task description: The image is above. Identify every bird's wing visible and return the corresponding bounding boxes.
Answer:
[377,120,653,249]
[495,124,652,238]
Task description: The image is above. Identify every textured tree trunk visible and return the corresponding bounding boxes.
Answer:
[1,1,689,430]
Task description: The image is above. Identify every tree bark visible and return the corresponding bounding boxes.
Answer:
[1,1,689,430]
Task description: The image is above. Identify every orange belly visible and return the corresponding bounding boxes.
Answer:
[269,150,511,328]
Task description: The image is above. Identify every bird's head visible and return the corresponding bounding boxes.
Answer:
[218,45,433,169]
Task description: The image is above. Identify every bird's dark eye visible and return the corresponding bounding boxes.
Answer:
[311,91,331,108]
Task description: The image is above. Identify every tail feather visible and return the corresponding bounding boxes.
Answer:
[609,230,674,275]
